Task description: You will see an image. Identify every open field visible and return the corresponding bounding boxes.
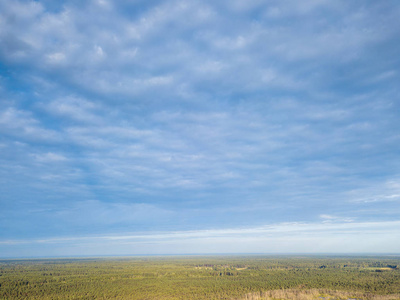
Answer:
[0,256,399,299]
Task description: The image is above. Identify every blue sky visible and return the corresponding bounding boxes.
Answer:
[0,0,400,258]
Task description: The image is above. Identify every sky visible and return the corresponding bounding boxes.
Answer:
[0,0,400,258]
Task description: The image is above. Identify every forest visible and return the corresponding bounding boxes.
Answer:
[0,255,399,299]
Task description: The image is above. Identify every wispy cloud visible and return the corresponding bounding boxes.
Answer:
[1,220,399,257]
[0,108,59,141]
[348,179,400,204]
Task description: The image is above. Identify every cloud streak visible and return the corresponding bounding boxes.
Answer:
[1,220,399,257]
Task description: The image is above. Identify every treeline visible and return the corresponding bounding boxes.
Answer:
[0,256,399,299]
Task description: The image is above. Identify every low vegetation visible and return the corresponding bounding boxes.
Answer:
[0,255,399,299]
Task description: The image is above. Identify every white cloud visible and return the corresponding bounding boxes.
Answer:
[1,0,395,101]
[45,96,102,124]
[0,108,59,141]
[348,179,400,203]
[319,214,354,223]
[33,152,67,162]
[46,52,66,64]
[2,220,399,255]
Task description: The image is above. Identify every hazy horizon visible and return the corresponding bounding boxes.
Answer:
[2,252,400,260]
[1,0,400,258]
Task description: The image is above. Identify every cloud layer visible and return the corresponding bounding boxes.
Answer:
[2,220,399,257]
[1,0,400,257]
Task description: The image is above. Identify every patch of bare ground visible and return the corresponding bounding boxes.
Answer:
[237,289,400,300]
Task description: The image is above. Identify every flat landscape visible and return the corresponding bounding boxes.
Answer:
[1,256,400,299]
